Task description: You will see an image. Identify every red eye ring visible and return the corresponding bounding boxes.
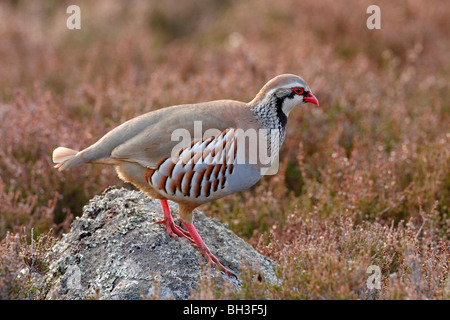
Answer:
[292,87,304,95]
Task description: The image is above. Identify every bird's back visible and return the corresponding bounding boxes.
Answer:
[54,100,257,170]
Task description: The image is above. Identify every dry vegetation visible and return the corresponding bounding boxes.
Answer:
[0,0,449,299]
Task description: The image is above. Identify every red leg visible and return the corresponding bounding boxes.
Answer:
[155,200,194,243]
[182,221,237,277]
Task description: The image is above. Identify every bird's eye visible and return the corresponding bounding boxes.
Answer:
[292,87,304,95]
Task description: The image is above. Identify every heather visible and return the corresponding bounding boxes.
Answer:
[0,0,448,299]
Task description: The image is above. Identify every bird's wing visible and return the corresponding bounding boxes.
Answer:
[110,100,257,168]
[144,127,241,200]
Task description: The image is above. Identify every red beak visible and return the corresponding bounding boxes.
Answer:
[304,92,319,106]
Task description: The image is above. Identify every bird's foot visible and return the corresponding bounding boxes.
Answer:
[157,200,194,243]
[182,221,237,278]
[154,218,194,243]
[198,245,238,278]
[158,200,236,277]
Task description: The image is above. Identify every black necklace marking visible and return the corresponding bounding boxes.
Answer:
[275,96,288,128]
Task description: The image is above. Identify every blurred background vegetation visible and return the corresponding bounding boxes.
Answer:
[0,0,448,299]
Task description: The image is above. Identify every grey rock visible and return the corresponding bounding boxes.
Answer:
[44,186,277,300]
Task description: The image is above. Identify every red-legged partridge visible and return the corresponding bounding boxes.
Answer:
[52,74,319,276]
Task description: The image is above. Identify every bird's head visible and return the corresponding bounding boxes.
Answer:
[250,74,319,124]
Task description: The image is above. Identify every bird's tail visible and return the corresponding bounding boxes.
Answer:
[53,146,120,171]
[52,147,80,170]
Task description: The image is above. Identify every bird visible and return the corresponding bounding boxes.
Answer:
[52,74,319,276]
